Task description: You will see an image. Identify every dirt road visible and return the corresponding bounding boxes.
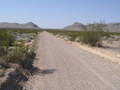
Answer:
[26,32,120,90]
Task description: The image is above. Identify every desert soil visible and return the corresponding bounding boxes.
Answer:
[25,31,120,90]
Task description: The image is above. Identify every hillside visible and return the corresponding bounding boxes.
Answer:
[64,22,120,32]
[0,22,40,29]
[64,22,86,31]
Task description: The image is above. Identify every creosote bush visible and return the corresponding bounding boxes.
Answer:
[79,23,108,46]
[79,31,103,46]
[0,29,37,90]
[0,31,15,58]
[0,31,15,47]
[0,30,36,69]
[4,45,35,69]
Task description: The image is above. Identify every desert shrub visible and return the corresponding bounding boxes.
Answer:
[79,23,107,46]
[67,32,79,41]
[79,31,104,46]
[0,31,15,59]
[21,47,36,69]
[3,45,35,69]
[50,24,109,46]
[0,30,36,70]
[0,31,15,47]
[0,47,7,57]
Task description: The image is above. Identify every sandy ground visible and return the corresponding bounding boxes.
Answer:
[66,41,120,64]
[25,32,120,90]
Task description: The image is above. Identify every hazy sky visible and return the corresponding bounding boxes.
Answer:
[0,0,120,28]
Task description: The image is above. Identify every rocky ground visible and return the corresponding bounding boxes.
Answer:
[102,35,120,53]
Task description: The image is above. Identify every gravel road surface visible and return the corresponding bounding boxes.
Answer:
[26,32,120,90]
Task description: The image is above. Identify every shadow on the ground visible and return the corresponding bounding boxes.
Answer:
[101,46,110,48]
[39,69,56,75]
[31,67,56,75]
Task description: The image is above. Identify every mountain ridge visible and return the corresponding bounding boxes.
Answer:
[64,22,120,32]
[0,22,40,29]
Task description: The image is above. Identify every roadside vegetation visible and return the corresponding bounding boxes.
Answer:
[48,24,120,47]
[0,29,38,67]
[0,29,41,90]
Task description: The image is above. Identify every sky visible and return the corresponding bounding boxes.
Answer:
[0,0,120,28]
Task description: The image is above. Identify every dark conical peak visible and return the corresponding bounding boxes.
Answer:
[64,22,86,31]
[25,22,39,28]
[73,22,83,25]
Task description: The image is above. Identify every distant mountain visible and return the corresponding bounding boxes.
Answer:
[0,22,40,29]
[107,23,120,32]
[64,22,120,32]
[64,22,86,31]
